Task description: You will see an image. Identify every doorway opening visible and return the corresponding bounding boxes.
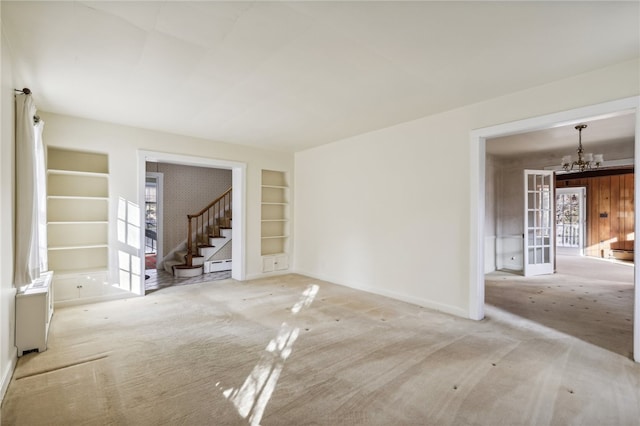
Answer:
[137,151,246,297]
[143,162,233,293]
[556,187,586,256]
[470,96,639,362]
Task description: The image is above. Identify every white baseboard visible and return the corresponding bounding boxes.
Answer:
[293,269,469,319]
[0,351,17,404]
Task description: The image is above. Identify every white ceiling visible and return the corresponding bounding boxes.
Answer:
[2,1,639,152]
[487,111,637,158]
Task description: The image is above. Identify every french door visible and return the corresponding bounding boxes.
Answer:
[556,187,585,256]
[524,170,554,276]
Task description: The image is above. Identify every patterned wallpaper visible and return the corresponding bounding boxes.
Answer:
[146,162,232,257]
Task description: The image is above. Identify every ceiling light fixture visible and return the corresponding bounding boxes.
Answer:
[561,124,603,172]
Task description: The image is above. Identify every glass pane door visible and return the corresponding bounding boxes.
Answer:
[556,187,585,255]
[524,170,554,276]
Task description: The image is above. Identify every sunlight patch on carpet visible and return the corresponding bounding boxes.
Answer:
[221,284,319,425]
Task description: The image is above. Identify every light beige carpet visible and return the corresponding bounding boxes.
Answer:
[486,255,634,358]
[2,270,639,425]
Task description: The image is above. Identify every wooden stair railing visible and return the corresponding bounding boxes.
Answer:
[185,187,232,267]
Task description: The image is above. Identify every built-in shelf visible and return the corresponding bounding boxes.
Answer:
[48,198,108,223]
[262,253,289,273]
[52,267,110,276]
[48,169,109,178]
[48,247,108,274]
[48,147,108,174]
[48,196,109,200]
[48,221,108,225]
[48,244,109,251]
[47,147,109,275]
[261,170,290,260]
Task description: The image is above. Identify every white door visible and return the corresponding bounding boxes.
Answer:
[556,187,586,256]
[524,170,554,276]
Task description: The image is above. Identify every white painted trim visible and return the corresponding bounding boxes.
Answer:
[470,95,640,362]
[232,167,246,281]
[0,352,17,403]
[296,269,468,318]
[472,97,638,140]
[137,150,247,295]
[634,105,640,363]
[469,133,485,320]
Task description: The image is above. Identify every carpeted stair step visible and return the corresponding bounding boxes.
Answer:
[173,264,203,278]
[164,259,183,275]
[198,244,217,259]
[208,236,227,247]
[175,250,204,266]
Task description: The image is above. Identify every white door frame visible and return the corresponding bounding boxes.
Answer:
[145,172,163,268]
[469,96,640,363]
[137,150,247,295]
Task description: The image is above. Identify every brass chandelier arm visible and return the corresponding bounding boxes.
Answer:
[561,124,602,172]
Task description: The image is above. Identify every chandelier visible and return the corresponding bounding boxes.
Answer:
[561,124,603,172]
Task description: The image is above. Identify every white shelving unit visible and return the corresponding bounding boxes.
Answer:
[261,170,289,272]
[47,148,110,301]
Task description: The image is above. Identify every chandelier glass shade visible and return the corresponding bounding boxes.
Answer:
[561,124,603,172]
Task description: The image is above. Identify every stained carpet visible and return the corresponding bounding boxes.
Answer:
[1,270,638,425]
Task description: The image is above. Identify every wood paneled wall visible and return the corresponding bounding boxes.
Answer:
[557,172,634,258]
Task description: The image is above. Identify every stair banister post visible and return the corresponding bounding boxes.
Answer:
[200,214,204,244]
[186,215,193,266]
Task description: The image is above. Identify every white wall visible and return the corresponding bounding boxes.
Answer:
[40,112,294,285]
[0,25,17,401]
[495,156,525,271]
[294,58,639,318]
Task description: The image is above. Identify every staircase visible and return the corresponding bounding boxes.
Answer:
[164,188,233,278]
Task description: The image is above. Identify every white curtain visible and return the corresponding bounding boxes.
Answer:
[14,94,46,286]
[35,117,47,272]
